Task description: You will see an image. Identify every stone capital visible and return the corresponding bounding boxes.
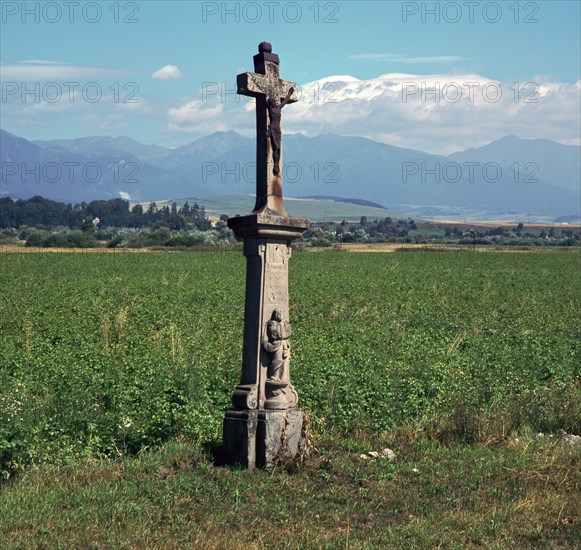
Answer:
[228,212,309,240]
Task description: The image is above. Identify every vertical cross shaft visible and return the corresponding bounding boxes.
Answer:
[237,42,297,216]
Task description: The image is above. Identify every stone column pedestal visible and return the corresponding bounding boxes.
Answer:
[222,408,306,469]
[221,211,309,468]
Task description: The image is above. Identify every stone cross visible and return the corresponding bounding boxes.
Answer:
[236,41,298,217]
[222,43,309,469]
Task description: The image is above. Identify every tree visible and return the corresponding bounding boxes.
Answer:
[151,220,169,230]
[86,198,130,226]
[129,203,146,228]
[0,198,16,228]
[168,213,188,231]
[82,216,95,233]
[191,202,200,219]
[160,205,171,220]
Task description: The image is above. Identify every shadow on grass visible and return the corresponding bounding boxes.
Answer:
[201,440,226,466]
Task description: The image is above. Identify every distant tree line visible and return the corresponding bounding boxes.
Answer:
[1,197,578,249]
[0,196,209,230]
[305,216,580,247]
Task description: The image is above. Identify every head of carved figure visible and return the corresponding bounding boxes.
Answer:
[273,308,283,322]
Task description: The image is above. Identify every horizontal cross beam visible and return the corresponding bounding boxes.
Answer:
[237,72,298,103]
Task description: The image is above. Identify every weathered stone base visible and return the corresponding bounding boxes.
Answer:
[222,408,305,469]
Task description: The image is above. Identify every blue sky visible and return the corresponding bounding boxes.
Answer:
[1,0,580,153]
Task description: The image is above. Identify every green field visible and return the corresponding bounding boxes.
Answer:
[150,194,403,222]
[1,249,580,547]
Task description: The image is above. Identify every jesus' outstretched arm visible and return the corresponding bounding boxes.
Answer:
[280,87,294,109]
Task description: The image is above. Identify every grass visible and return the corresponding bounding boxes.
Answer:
[1,430,579,548]
[0,248,580,546]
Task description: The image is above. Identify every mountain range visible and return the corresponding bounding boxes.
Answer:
[1,129,579,219]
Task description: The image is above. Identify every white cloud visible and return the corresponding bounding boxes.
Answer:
[151,65,183,80]
[281,73,581,154]
[347,53,464,64]
[163,73,580,154]
[165,99,231,134]
[0,60,129,80]
[168,99,223,122]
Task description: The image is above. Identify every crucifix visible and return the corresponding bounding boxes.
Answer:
[236,41,298,217]
[223,43,309,469]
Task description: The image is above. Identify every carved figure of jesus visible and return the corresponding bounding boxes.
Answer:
[266,87,294,176]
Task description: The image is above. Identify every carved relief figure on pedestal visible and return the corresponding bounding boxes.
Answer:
[263,308,292,382]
